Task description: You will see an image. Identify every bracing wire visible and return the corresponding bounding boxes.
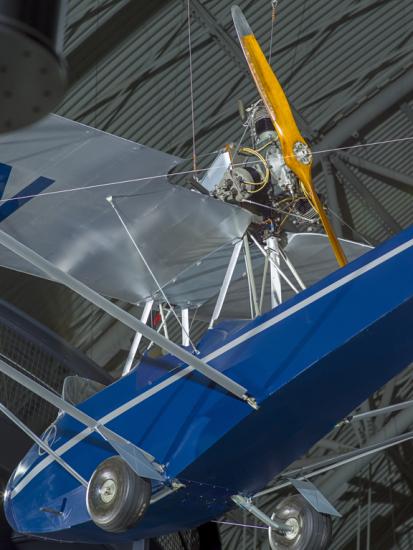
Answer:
[312,135,413,157]
[328,207,373,246]
[0,161,260,203]
[108,197,199,354]
[0,135,411,204]
[212,520,268,530]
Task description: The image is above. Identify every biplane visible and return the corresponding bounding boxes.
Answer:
[1,6,413,549]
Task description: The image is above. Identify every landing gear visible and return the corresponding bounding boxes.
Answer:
[268,495,332,549]
[86,456,151,533]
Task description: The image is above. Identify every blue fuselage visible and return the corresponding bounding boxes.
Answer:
[5,226,413,543]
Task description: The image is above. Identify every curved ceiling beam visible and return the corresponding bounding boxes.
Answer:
[339,152,413,195]
[319,392,413,504]
[67,0,169,88]
[331,156,402,235]
[312,65,413,174]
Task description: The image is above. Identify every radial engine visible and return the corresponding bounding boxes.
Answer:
[202,103,323,239]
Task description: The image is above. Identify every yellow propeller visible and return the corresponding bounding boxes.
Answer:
[232,5,347,267]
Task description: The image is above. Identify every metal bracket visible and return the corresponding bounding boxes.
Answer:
[336,398,413,427]
[150,480,185,505]
[231,495,292,535]
[96,426,166,482]
[288,478,342,517]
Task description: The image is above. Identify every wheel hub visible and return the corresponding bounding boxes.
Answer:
[99,478,117,504]
[284,517,300,540]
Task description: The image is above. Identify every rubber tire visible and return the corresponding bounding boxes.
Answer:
[86,456,151,533]
[268,495,332,550]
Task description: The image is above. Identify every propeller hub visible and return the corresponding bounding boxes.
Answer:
[293,141,312,165]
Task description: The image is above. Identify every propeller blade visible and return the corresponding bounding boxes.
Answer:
[232,5,347,267]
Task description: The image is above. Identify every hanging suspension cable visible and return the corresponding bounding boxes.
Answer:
[187,0,197,172]
[268,0,278,64]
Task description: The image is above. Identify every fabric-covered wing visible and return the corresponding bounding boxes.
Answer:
[0,115,252,306]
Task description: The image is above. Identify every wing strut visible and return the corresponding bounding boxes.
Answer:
[0,357,165,482]
[0,400,87,488]
[0,228,256,408]
[232,5,347,267]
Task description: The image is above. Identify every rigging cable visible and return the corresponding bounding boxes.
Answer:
[107,197,199,354]
[327,207,373,246]
[213,519,267,530]
[0,135,412,203]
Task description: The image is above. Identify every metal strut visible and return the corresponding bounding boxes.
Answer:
[0,228,255,407]
[278,247,306,291]
[0,357,165,482]
[267,236,282,307]
[107,196,198,354]
[181,308,190,347]
[123,299,154,376]
[0,401,87,487]
[243,235,260,317]
[249,233,299,294]
[231,495,291,535]
[336,398,413,426]
[148,306,172,350]
[253,428,413,499]
[209,239,243,329]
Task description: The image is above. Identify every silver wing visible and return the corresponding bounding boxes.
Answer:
[0,115,369,317]
[0,115,252,307]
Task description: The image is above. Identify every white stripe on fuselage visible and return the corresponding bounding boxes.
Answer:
[11,237,413,498]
